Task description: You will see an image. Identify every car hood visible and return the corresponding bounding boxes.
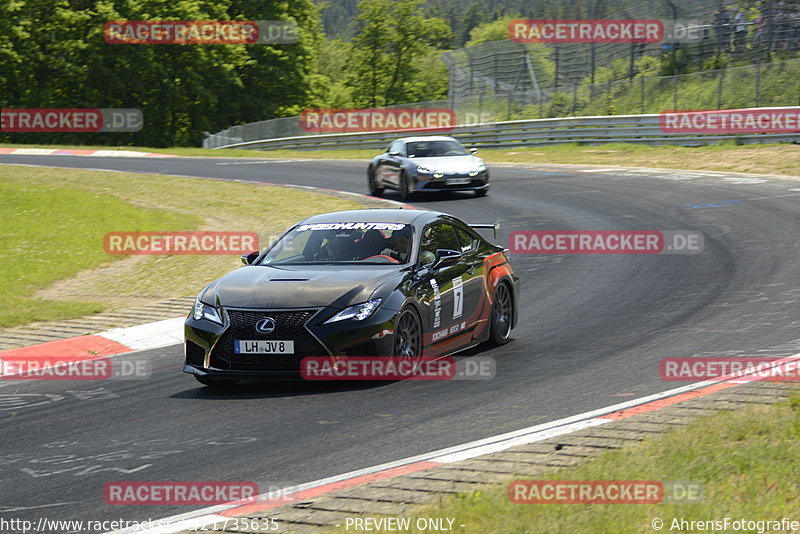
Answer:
[203,265,402,310]
[409,155,484,173]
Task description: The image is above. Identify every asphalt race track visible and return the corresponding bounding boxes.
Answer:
[2,154,800,528]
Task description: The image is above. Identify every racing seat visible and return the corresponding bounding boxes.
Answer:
[357,229,387,259]
[325,235,358,261]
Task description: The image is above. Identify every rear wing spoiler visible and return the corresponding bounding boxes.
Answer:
[468,222,500,239]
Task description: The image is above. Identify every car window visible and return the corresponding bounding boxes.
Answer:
[261,222,409,264]
[451,224,479,253]
[389,140,404,155]
[406,140,468,158]
[263,229,315,263]
[419,222,461,266]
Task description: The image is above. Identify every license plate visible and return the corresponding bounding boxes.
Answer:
[234,340,295,354]
[446,177,471,185]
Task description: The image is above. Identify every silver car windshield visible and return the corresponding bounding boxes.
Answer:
[406,140,468,158]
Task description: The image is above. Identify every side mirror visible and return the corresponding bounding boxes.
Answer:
[389,151,403,157]
[242,251,260,265]
[433,249,462,269]
[469,147,479,155]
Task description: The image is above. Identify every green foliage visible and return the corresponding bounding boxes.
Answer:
[0,0,325,147]
[463,16,555,89]
[464,15,514,46]
[702,52,732,71]
[579,59,800,116]
[306,37,355,108]
[659,47,692,76]
[344,0,451,107]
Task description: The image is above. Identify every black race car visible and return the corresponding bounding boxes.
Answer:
[184,208,518,385]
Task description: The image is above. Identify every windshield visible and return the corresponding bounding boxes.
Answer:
[406,140,469,158]
[260,223,412,265]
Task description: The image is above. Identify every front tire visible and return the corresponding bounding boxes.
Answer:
[394,308,422,360]
[194,375,239,387]
[368,166,384,197]
[488,282,513,346]
[399,172,413,201]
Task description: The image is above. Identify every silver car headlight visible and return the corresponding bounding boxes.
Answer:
[325,299,382,323]
[416,166,434,174]
[192,298,223,324]
[476,162,488,172]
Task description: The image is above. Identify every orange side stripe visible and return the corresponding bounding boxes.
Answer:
[599,382,737,420]
[0,335,133,360]
[220,461,441,516]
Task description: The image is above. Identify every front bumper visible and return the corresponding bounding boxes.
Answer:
[413,170,489,192]
[184,305,399,379]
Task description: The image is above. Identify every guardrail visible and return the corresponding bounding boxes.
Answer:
[213,108,800,151]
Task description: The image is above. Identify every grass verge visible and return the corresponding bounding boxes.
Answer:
[237,142,800,178]
[329,393,800,533]
[0,143,268,159]
[0,165,361,328]
[3,142,798,177]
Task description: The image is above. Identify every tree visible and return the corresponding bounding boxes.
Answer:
[0,0,325,147]
[345,0,451,107]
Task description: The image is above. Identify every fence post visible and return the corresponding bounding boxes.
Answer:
[755,59,761,107]
[554,45,560,90]
[673,74,679,110]
[716,67,724,109]
[640,75,646,114]
[572,82,578,115]
[539,91,544,119]
[766,0,775,53]
[629,42,635,79]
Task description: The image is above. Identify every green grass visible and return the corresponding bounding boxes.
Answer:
[0,165,362,328]
[0,180,197,326]
[0,143,268,159]
[329,394,800,533]
[585,59,800,117]
[3,138,799,178]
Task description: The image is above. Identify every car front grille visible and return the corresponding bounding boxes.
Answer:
[185,340,206,366]
[428,178,485,189]
[209,309,326,372]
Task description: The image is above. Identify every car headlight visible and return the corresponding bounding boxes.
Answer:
[325,299,382,323]
[192,299,223,324]
[416,166,434,174]
[476,162,488,172]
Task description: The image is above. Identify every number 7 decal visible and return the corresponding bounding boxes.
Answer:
[453,276,463,319]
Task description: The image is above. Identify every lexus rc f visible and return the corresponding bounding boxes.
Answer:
[184,208,517,385]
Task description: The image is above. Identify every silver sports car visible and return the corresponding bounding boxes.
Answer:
[368,136,490,200]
